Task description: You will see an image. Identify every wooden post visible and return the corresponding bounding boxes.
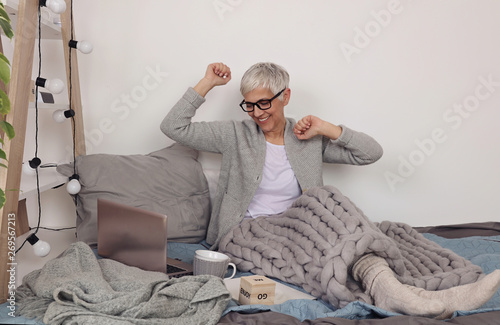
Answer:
[0,0,38,302]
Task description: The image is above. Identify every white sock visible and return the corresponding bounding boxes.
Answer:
[352,254,445,317]
[406,269,500,319]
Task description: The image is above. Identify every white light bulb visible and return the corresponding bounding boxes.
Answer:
[77,41,93,54]
[53,109,66,123]
[53,109,75,123]
[22,162,37,175]
[44,78,65,94]
[67,178,81,194]
[27,234,51,257]
[45,0,66,14]
[33,240,51,257]
[36,77,65,94]
[69,40,94,54]
[22,158,42,175]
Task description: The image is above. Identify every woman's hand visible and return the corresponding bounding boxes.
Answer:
[293,115,342,140]
[194,63,232,97]
[207,62,232,85]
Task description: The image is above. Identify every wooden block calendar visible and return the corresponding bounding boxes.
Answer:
[238,275,276,305]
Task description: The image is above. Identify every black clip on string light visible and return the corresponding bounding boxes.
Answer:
[18,0,92,256]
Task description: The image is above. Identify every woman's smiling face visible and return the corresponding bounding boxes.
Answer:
[244,87,290,137]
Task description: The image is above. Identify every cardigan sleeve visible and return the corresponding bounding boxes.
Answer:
[321,125,383,165]
[161,87,231,154]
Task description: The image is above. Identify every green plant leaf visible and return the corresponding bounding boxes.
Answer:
[0,162,7,168]
[0,52,9,65]
[0,54,10,84]
[0,191,5,210]
[0,4,13,40]
[0,89,10,115]
[0,4,10,23]
[0,188,5,210]
[0,148,6,160]
[0,120,14,140]
[0,17,13,40]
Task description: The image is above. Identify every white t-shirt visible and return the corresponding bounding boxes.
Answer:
[245,141,302,218]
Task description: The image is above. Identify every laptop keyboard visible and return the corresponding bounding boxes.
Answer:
[167,264,185,274]
[167,264,193,277]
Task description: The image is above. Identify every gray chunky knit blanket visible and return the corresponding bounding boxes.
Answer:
[16,242,231,325]
[219,186,484,308]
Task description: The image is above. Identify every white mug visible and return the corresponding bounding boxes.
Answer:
[193,250,237,279]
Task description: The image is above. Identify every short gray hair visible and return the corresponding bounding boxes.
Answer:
[240,62,289,100]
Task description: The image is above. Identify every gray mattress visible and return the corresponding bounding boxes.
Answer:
[2,222,499,324]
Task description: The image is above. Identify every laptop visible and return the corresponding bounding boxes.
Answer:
[97,198,193,277]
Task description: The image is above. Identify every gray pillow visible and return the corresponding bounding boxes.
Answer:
[56,143,211,246]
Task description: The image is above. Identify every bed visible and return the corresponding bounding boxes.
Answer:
[2,144,499,324]
[218,222,500,324]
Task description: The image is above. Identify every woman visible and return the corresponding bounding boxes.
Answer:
[162,62,382,248]
[162,62,500,318]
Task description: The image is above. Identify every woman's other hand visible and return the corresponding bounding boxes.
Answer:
[194,62,232,97]
[293,115,342,140]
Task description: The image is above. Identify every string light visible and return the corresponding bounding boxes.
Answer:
[27,234,51,257]
[35,77,65,94]
[17,2,60,257]
[17,0,88,255]
[52,108,75,123]
[39,0,66,14]
[66,0,82,196]
[68,40,93,54]
[66,174,81,194]
[22,158,42,175]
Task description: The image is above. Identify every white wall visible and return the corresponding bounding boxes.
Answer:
[75,0,500,224]
[6,0,500,281]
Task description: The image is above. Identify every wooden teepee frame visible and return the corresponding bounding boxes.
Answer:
[0,0,86,302]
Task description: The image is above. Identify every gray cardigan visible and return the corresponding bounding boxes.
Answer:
[161,88,383,248]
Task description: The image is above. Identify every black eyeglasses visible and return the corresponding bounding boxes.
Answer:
[239,88,286,112]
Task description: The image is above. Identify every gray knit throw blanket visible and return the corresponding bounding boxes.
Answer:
[16,242,231,325]
[219,186,484,308]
